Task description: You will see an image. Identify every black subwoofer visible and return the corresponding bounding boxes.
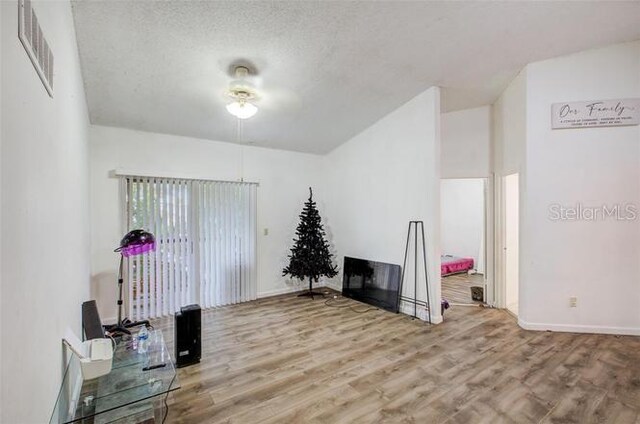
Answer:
[175,304,201,368]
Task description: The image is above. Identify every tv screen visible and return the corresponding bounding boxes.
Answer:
[341,256,401,313]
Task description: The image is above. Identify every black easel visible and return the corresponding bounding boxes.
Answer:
[397,221,432,324]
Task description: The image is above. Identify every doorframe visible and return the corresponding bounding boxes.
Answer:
[494,172,519,310]
[493,173,505,308]
[484,175,496,307]
[440,177,494,305]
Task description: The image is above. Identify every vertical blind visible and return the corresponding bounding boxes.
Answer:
[122,176,257,319]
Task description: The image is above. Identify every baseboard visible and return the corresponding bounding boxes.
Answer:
[323,280,342,292]
[108,283,445,324]
[257,282,332,299]
[258,283,445,323]
[518,318,640,336]
[398,301,443,324]
[319,282,443,323]
[103,284,333,322]
[257,286,303,298]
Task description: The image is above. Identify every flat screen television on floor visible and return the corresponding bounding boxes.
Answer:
[342,256,401,313]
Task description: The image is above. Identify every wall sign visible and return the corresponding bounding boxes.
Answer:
[551,99,640,129]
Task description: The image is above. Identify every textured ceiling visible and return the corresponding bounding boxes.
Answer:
[71,1,640,154]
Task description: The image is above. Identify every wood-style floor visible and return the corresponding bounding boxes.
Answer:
[441,272,485,305]
[153,290,640,424]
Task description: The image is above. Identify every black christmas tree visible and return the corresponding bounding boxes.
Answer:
[283,187,338,299]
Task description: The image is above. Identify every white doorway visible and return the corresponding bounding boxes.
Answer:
[503,173,519,316]
[440,178,487,305]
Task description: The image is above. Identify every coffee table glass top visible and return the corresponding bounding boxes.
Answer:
[50,330,180,424]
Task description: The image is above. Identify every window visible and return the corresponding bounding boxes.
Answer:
[122,176,257,319]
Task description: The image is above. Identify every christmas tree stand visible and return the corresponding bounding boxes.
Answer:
[298,278,326,299]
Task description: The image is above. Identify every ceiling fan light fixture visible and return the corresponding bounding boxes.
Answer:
[226,65,259,119]
[226,99,258,119]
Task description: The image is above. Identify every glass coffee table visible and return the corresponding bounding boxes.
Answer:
[51,330,180,424]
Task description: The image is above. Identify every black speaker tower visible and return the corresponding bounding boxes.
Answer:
[175,304,201,368]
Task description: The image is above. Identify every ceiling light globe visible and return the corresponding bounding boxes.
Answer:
[226,101,258,119]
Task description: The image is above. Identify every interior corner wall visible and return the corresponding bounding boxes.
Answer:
[441,106,491,178]
[1,1,91,422]
[322,87,442,323]
[491,69,527,309]
[0,2,4,407]
[520,41,640,335]
[493,70,527,178]
[89,125,324,321]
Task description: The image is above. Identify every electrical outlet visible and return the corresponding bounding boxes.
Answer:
[569,296,577,308]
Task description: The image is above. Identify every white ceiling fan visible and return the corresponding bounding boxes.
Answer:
[226,65,258,119]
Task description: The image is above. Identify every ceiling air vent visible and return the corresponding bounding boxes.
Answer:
[18,0,54,97]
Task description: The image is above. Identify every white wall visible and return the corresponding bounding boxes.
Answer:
[90,125,324,321]
[92,88,444,323]
[323,87,442,323]
[441,106,491,178]
[441,179,485,273]
[520,41,640,335]
[1,1,91,422]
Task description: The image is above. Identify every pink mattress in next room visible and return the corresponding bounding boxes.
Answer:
[441,255,474,276]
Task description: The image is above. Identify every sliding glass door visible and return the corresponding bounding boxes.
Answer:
[122,176,257,319]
